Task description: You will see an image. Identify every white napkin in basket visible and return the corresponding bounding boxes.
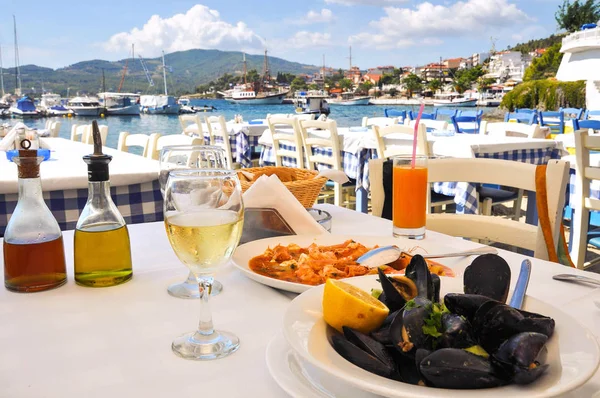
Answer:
[0,122,27,151]
[242,175,328,235]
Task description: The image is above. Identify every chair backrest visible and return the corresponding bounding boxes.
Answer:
[426,158,569,261]
[406,119,448,132]
[70,124,82,142]
[49,121,61,137]
[504,112,537,125]
[266,113,291,119]
[451,115,479,134]
[409,110,436,120]
[573,119,600,131]
[560,107,583,120]
[584,110,600,120]
[436,109,458,119]
[458,109,483,119]
[179,114,203,136]
[294,113,315,121]
[267,116,305,168]
[515,108,538,114]
[384,109,406,120]
[372,123,429,160]
[118,132,160,158]
[82,124,108,146]
[205,115,234,167]
[480,121,540,138]
[151,134,203,160]
[299,119,343,171]
[362,117,398,128]
[539,111,565,134]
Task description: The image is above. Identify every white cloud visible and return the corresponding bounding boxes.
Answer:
[295,9,335,24]
[103,5,263,56]
[349,0,532,49]
[287,31,332,49]
[325,0,408,5]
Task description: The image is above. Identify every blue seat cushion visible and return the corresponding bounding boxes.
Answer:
[478,186,518,202]
[325,178,356,188]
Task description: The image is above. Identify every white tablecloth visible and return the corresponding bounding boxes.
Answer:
[2,205,600,396]
[0,138,159,194]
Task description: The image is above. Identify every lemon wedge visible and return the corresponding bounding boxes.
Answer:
[322,279,389,334]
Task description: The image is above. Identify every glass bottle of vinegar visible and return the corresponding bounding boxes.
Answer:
[74,121,132,287]
[3,145,67,292]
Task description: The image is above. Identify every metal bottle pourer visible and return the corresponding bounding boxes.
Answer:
[83,120,112,182]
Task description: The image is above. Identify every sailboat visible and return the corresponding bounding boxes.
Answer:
[9,16,39,118]
[98,46,140,115]
[140,51,180,114]
[229,51,288,105]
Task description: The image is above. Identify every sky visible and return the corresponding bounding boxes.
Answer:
[0,0,565,71]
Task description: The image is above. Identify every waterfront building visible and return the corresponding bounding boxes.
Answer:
[344,66,362,85]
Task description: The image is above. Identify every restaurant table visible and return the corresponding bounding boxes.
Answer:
[0,138,163,236]
[2,204,600,397]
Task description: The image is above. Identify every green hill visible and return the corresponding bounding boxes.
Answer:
[0,49,320,96]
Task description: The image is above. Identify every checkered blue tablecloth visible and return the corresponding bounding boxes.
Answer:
[203,132,260,168]
[0,180,163,237]
[433,146,563,214]
[567,170,600,210]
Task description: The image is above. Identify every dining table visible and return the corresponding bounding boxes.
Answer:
[2,204,600,397]
[0,137,162,236]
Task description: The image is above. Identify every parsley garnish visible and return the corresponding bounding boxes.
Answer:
[422,302,449,340]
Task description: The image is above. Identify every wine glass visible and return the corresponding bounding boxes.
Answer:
[164,169,244,360]
[159,145,228,298]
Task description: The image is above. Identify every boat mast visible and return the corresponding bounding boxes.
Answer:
[348,46,352,70]
[13,15,21,95]
[0,44,4,97]
[243,53,247,86]
[162,50,168,96]
[117,48,130,93]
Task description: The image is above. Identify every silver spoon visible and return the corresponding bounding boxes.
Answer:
[552,274,600,287]
[357,245,497,268]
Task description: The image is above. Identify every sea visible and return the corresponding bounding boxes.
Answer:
[10,99,494,149]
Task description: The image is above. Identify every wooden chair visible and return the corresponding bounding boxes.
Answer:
[539,111,565,135]
[384,109,406,122]
[150,134,203,160]
[451,115,480,134]
[504,112,537,125]
[571,129,600,268]
[361,117,397,128]
[48,121,61,137]
[408,110,437,120]
[179,114,203,136]
[117,132,160,158]
[70,124,82,142]
[205,115,236,168]
[299,119,354,207]
[584,110,600,120]
[405,119,448,132]
[426,158,569,261]
[480,121,541,138]
[266,116,305,168]
[372,123,428,160]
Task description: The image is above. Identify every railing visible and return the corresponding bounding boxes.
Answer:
[562,27,600,50]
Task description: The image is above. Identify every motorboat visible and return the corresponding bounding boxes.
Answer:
[293,90,330,116]
[98,92,140,115]
[140,95,180,114]
[9,96,39,118]
[229,85,288,105]
[177,98,216,114]
[40,93,72,116]
[432,93,478,107]
[66,96,102,116]
[328,92,371,106]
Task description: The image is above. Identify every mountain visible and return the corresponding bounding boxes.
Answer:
[0,49,320,96]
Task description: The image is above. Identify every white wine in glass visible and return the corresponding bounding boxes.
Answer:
[164,169,243,360]
[159,145,228,299]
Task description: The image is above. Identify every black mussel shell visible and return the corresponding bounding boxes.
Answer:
[516,310,556,338]
[440,313,476,349]
[513,364,549,385]
[331,334,399,380]
[401,297,433,354]
[470,300,504,335]
[419,348,506,389]
[390,349,424,385]
[445,293,493,323]
[473,303,524,353]
[430,274,441,303]
[371,310,402,346]
[343,327,396,371]
[494,332,548,368]
[377,268,407,312]
[464,254,511,303]
[405,255,432,299]
[415,348,432,385]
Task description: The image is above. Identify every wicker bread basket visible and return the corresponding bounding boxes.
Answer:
[238,166,328,208]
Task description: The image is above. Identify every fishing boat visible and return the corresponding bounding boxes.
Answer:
[140,51,180,115]
[432,93,478,107]
[9,96,39,118]
[229,51,289,105]
[66,96,102,116]
[40,93,72,116]
[98,92,140,115]
[328,92,371,106]
[293,90,330,116]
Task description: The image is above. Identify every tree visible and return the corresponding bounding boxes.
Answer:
[555,0,600,32]
[308,83,320,90]
[246,69,260,83]
[290,77,308,92]
[477,77,497,92]
[523,42,564,81]
[402,73,423,97]
[428,79,443,93]
[339,78,354,91]
[387,87,398,97]
[357,81,373,94]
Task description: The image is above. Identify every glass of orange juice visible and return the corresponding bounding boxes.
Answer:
[393,155,428,239]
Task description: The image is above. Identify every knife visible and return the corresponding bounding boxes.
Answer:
[509,259,531,310]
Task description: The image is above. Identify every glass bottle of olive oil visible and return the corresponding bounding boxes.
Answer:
[74,121,132,287]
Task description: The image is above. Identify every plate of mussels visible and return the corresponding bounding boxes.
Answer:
[282,253,600,397]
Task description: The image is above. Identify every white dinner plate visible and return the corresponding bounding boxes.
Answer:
[266,330,383,398]
[231,234,459,293]
[282,274,600,398]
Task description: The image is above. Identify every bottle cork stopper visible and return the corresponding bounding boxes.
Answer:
[16,139,40,178]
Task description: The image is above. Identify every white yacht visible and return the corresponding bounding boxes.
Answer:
[432,92,478,107]
[328,92,371,106]
[40,93,72,116]
[139,51,180,115]
[98,92,140,115]
[293,90,330,116]
[557,23,600,109]
[9,96,39,118]
[66,96,102,116]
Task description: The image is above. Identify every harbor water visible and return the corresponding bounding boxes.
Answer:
[8,99,494,149]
